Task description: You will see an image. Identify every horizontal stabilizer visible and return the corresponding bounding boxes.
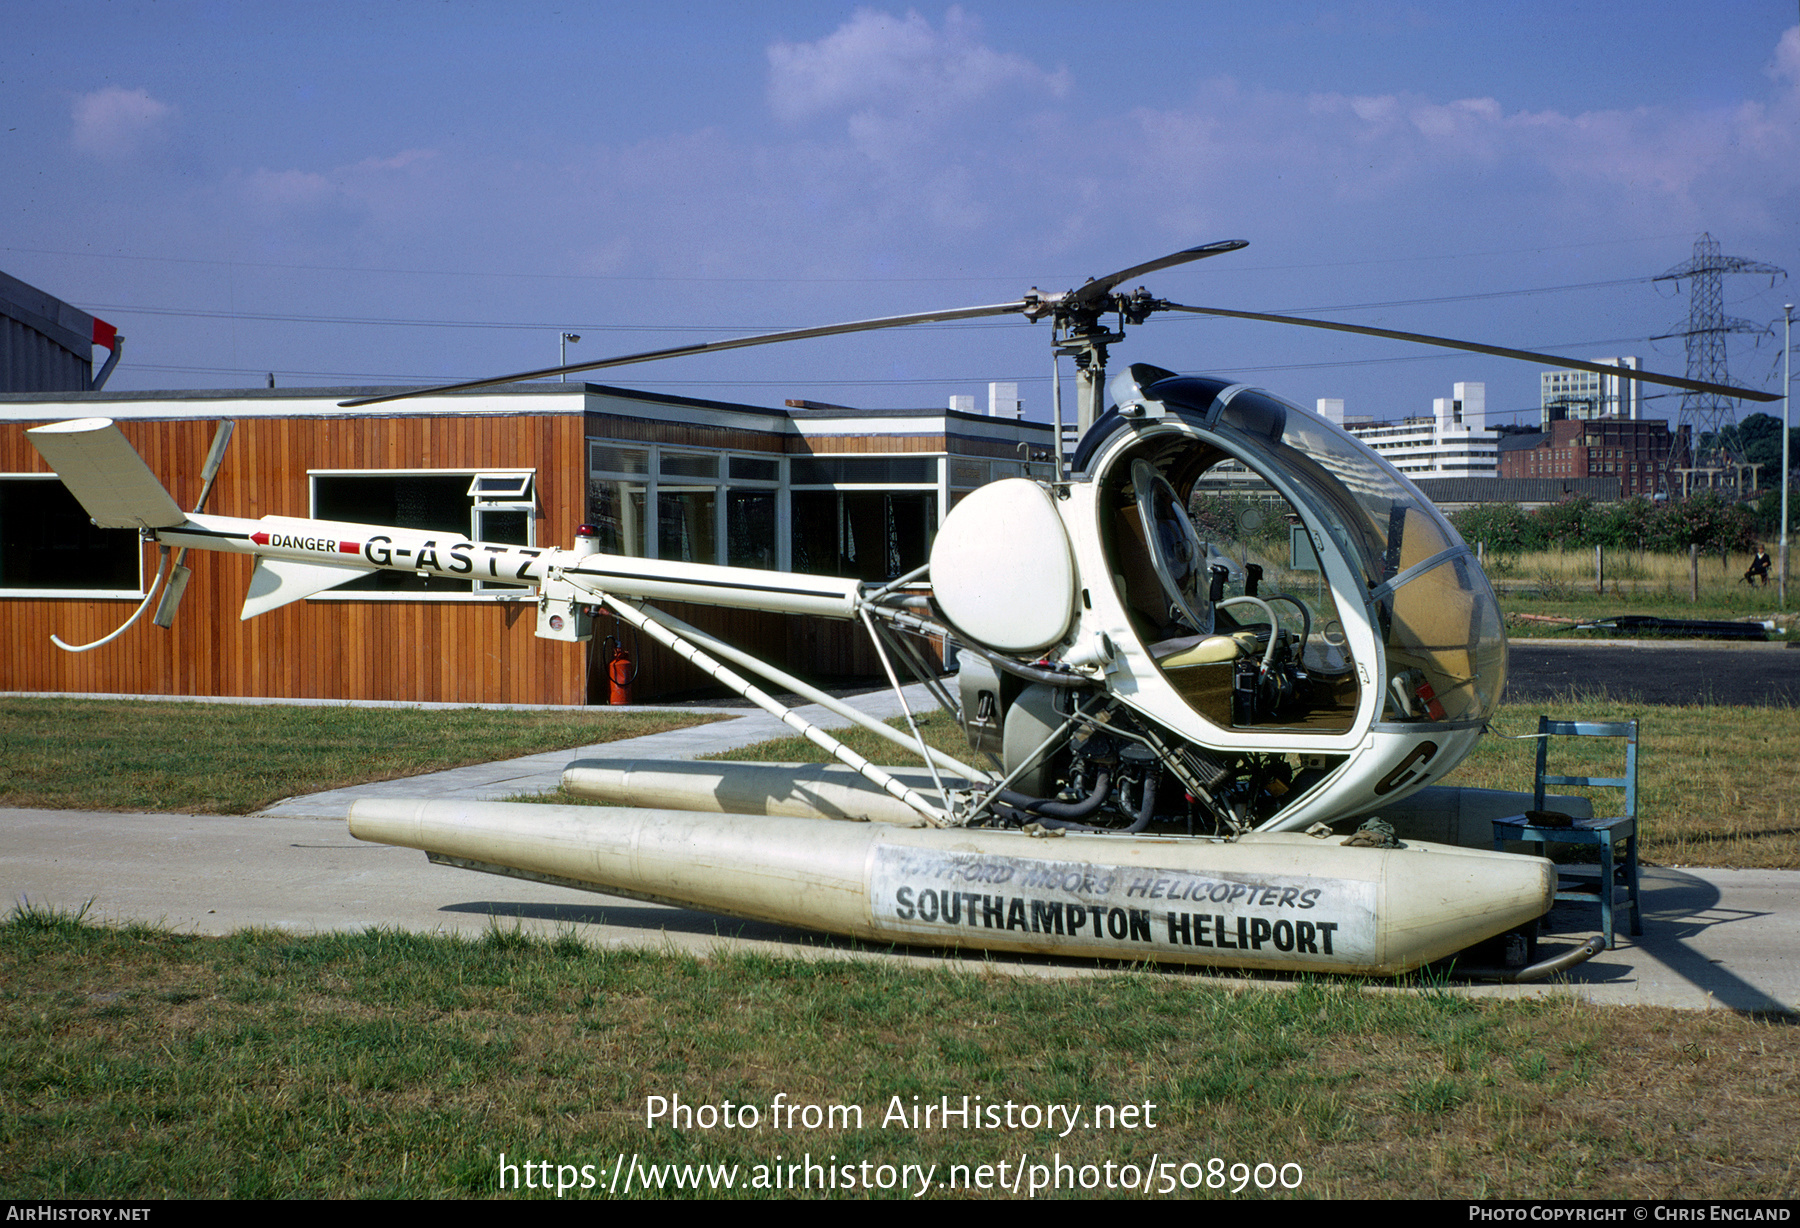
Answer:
[242,556,376,619]
[24,418,187,530]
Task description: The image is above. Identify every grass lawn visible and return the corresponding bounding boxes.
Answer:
[0,698,720,814]
[2,906,1796,1200]
[526,701,1798,871]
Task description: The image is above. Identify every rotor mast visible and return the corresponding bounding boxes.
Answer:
[1054,307,1124,437]
[1032,244,1251,437]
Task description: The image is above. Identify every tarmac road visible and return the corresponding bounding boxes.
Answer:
[1505,637,1800,706]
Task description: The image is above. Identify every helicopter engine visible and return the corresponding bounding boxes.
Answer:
[954,662,1336,836]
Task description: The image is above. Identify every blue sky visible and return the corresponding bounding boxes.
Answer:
[5,2,1797,430]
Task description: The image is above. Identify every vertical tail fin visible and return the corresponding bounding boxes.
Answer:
[24,418,186,530]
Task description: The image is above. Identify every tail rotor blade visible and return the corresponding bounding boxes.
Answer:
[155,420,234,630]
[153,562,193,629]
[192,420,235,515]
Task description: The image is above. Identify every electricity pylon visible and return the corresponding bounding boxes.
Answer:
[1653,232,1785,492]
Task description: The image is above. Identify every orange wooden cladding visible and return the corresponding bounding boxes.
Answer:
[584,604,895,704]
[6,407,993,704]
[2,413,589,705]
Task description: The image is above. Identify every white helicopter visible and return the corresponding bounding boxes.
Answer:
[27,242,1777,977]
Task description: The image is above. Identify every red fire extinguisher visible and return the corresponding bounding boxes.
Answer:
[606,636,636,706]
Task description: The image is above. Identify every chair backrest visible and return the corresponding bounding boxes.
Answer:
[1532,716,1638,819]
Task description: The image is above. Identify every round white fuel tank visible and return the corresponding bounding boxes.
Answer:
[929,479,1076,654]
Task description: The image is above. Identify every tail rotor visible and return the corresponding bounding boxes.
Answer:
[32,419,235,653]
[152,421,234,630]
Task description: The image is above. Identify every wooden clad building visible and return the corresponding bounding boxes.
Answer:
[1,383,1051,705]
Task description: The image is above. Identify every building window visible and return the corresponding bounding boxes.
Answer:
[656,451,720,565]
[310,470,535,594]
[726,489,777,569]
[588,445,649,559]
[791,490,937,582]
[587,441,785,570]
[0,476,143,597]
[787,451,942,582]
[583,439,949,577]
[791,456,935,484]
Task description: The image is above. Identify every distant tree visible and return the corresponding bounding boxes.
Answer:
[1449,503,1530,553]
[1532,496,1596,550]
[1753,487,1800,535]
[1596,497,1657,552]
[1711,413,1800,489]
[1648,490,1757,556]
[1189,489,1288,557]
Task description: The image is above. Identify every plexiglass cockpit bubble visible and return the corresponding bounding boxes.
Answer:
[1086,370,1506,740]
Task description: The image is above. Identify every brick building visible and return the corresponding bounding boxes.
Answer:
[1497,417,1687,499]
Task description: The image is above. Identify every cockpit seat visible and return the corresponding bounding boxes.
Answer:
[1149,631,1255,669]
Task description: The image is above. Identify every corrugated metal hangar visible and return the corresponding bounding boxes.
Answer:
[1,270,120,394]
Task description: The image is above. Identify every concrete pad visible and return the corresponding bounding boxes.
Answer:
[6,680,1797,1010]
[1466,866,1800,1015]
[5,805,1796,1011]
[0,806,890,960]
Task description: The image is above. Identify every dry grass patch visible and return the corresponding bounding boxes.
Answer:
[1444,701,1800,869]
[1484,547,1779,599]
[1479,548,1796,634]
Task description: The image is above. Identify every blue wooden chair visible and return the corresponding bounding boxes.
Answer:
[1493,717,1642,950]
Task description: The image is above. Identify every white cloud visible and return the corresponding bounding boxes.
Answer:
[767,7,1067,127]
[1119,27,1800,248]
[243,167,336,209]
[238,149,439,215]
[1771,24,1800,87]
[71,86,175,158]
[91,18,1800,349]
[762,7,1070,211]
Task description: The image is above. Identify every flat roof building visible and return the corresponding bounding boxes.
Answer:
[1498,415,1686,499]
[1,382,1050,703]
[1540,357,1641,426]
[1318,382,1498,479]
[1,270,120,394]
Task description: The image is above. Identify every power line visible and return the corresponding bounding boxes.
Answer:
[121,332,1655,388]
[85,277,1657,336]
[5,232,1696,285]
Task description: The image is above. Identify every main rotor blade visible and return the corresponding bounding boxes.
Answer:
[338,301,1031,408]
[1069,240,1249,308]
[1160,302,1781,403]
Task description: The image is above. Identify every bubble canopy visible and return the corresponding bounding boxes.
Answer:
[1080,371,1506,732]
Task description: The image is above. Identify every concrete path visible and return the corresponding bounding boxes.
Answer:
[3,681,1796,1013]
[257,684,938,818]
[1462,867,1800,1015]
